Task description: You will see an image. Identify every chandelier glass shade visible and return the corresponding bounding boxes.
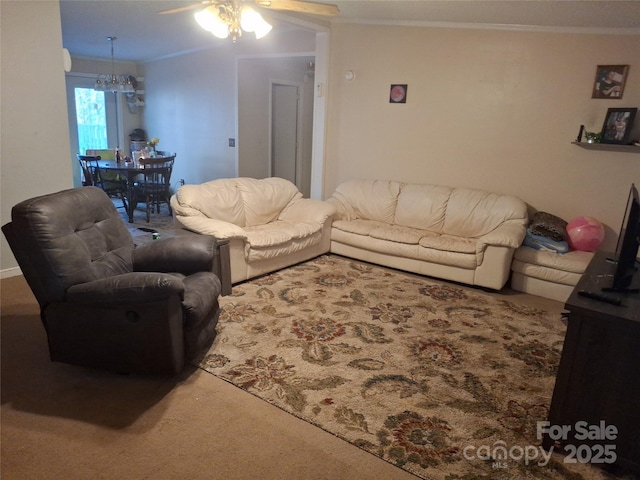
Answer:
[94,37,136,94]
[94,73,136,93]
[195,3,272,42]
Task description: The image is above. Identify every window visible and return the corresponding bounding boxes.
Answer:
[74,87,107,155]
[66,74,119,187]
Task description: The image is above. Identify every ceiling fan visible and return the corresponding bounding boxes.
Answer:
[159,0,338,41]
[159,0,339,17]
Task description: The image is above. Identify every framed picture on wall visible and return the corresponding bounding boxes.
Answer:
[591,65,629,99]
[389,84,408,103]
[600,107,637,144]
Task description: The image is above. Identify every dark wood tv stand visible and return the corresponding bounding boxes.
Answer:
[543,251,640,474]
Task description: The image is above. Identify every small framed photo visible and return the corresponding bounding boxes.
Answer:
[389,84,407,103]
[600,107,637,144]
[591,65,629,99]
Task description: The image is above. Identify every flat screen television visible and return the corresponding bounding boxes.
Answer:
[607,183,640,293]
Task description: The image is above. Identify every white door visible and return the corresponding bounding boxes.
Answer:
[271,83,299,186]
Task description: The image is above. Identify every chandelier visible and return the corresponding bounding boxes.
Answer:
[194,1,272,42]
[94,36,136,94]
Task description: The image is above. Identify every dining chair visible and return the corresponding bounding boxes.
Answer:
[133,154,176,222]
[77,154,98,186]
[77,154,128,211]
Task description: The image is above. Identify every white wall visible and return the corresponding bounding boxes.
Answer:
[325,24,640,251]
[238,56,315,195]
[142,48,238,186]
[140,30,317,191]
[1,0,73,274]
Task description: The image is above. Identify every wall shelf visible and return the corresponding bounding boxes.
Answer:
[572,141,640,153]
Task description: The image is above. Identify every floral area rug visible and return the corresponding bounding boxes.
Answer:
[198,255,622,480]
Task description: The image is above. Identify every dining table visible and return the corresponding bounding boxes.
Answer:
[97,160,146,223]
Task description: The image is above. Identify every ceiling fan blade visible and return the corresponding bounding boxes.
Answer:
[158,1,213,15]
[255,0,339,17]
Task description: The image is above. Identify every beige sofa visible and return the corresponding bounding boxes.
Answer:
[170,177,335,284]
[327,179,528,290]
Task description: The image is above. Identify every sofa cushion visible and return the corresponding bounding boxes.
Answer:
[418,248,478,269]
[174,180,246,226]
[331,228,421,259]
[513,246,593,274]
[244,221,322,247]
[333,219,387,236]
[418,234,481,268]
[236,177,302,227]
[394,184,451,232]
[511,260,584,286]
[443,188,527,238]
[419,234,478,254]
[331,179,401,223]
[370,225,436,245]
[511,247,593,288]
[241,220,324,263]
[245,228,322,262]
[173,177,303,229]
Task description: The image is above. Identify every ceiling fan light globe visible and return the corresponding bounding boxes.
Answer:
[253,20,272,39]
[212,26,230,39]
[195,6,229,38]
[239,6,258,32]
[240,6,271,38]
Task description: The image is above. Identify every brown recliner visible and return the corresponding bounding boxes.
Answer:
[2,186,222,374]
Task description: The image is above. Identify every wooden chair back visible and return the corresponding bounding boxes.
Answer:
[77,154,101,186]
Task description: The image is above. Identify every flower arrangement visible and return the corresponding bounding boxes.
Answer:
[147,137,160,147]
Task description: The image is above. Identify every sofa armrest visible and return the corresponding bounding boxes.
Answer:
[477,222,527,249]
[133,235,217,274]
[174,215,247,240]
[326,197,350,221]
[279,198,336,224]
[66,272,185,306]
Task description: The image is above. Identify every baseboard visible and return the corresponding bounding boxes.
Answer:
[1,266,23,279]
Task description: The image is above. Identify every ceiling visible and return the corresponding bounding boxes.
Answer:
[60,0,640,63]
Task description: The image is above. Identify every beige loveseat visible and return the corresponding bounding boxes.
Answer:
[327,179,528,290]
[170,177,335,284]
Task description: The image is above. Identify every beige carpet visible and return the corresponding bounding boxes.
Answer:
[199,255,629,480]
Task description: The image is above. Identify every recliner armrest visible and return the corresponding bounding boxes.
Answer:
[66,272,185,306]
[132,235,217,274]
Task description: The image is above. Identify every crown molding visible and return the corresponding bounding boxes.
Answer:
[332,18,640,36]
